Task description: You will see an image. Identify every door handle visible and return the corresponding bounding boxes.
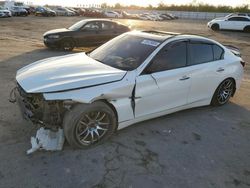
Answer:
[179,76,190,81]
[217,68,225,72]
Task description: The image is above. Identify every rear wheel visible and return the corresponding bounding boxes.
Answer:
[243,26,250,33]
[211,24,220,31]
[211,78,235,106]
[63,102,117,149]
[61,39,75,51]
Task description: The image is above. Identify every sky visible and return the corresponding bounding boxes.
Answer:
[24,0,250,7]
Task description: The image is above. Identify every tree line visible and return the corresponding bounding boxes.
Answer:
[101,3,249,13]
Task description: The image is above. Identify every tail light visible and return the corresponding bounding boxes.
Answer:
[240,60,246,67]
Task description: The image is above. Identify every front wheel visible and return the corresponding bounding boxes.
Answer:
[63,102,117,149]
[211,78,235,106]
[61,39,75,51]
[211,24,219,31]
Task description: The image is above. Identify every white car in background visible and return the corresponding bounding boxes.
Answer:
[0,6,12,17]
[104,11,122,18]
[139,13,163,21]
[208,15,250,32]
[12,31,244,148]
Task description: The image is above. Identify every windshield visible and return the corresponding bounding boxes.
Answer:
[46,7,53,11]
[225,13,234,18]
[69,20,86,30]
[89,34,162,71]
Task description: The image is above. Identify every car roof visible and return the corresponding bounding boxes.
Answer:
[129,30,219,44]
[129,30,179,41]
[229,15,250,18]
[80,18,121,24]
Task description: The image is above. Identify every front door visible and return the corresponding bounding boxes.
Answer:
[76,21,103,47]
[134,41,191,118]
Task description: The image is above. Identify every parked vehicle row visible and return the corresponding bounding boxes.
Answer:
[137,12,178,21]
[1,1,179,20]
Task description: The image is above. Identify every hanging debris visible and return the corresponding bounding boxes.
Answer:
[27,127,65,155]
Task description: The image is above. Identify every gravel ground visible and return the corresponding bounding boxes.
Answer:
[0,16,250,188]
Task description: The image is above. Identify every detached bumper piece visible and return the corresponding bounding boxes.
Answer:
[27,127,65,155]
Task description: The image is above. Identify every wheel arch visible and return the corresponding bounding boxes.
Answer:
[98,99,119,130]
[217,77,236,97]
[211,23,220,30]
[243,25,250,32]
[67,99,119,130]
[229,77,237,96]
[210,77,236,106]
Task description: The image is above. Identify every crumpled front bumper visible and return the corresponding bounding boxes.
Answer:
[9,83,65,129]
[9,86,34,122]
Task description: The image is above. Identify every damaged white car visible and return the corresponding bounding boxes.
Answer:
[11,31,244,149]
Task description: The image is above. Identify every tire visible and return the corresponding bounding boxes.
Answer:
[243,26,250,33]
[211,78,235,106]
[211,24,219,31]
[63,101,117,149]
[61,38,75,51]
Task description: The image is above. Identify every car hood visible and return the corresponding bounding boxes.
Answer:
[0,10,10,13]
[16,53,127,93]
[43,28,70,36]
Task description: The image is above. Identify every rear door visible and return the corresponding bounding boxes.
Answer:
[223,17,247,30]
[135,41,192,117]
[236,17,250,30]
[187,40,227,104]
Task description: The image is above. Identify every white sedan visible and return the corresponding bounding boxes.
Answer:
[12,31,244,148]
[0,6,12,17]
[104,11,122,18]
[208,15,250,32]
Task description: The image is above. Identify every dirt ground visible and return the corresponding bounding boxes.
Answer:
[0,16,250,188]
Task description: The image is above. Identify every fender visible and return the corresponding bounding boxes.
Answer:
[43,71,137,123]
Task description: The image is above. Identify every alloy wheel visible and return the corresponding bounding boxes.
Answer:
[62,40,74,51]
[75,111,110,146]
[217,79,234,105]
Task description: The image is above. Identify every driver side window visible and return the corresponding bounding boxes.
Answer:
[145,41,187,74]
[82,22,100,31]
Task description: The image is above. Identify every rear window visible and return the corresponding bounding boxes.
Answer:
[228,17,250,21]
[189,43,213,65]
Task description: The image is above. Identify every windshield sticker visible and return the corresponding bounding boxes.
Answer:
[141,40,160,47]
